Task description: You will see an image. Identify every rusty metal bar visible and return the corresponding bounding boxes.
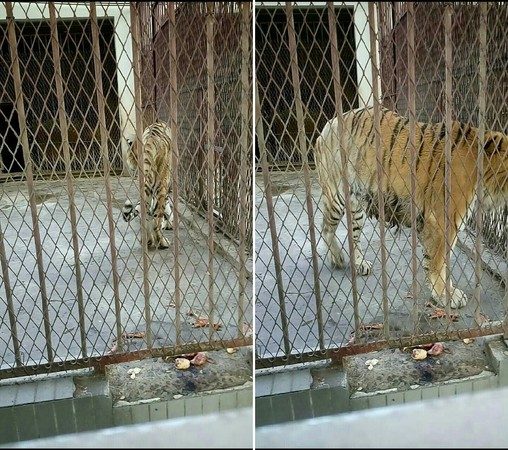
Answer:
[0,223,21,367]
[90,2,123,352]
[255,80,291,357]
[256,320,507,370]
[49,2,88,358]
[326,1,361,333]
[406,2,419,334]
[130,2,153,349]
[6,1,53,362]
[206,2,217,342]
[0,335,252,380]
[238,1,250,338]
[473,1,487,325]
[168,2,182,346]
[444,4,453,319]
[286,1,324,350]
[368,2,389,338]
[50,4,88,347]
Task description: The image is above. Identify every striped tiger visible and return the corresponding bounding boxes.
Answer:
[122,121,173,249]
[314,106,508,309]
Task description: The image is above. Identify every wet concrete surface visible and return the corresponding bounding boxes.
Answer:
[106,346,253,403]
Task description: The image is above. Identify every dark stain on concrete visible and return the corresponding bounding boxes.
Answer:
[342,339,493,393]
[106,346,253,403]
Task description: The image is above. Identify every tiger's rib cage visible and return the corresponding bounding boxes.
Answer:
[319,108,508,224]
[314,106,508,309]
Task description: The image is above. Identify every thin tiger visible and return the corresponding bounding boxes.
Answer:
[122,121,173,250]
[315,106,508,308]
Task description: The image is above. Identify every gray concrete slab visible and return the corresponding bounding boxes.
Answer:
[342,338,494,393]
[0,176,252,369]
[105,346,252,404]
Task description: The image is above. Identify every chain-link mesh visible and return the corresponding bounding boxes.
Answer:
[0,1,252,378]
[255,1,508,368]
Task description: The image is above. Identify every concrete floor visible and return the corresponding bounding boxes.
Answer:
[0,176,252,369]
[255,169,507,360]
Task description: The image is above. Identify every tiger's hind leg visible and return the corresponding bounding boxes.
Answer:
[161,194,173,231]
[150,185,170,250]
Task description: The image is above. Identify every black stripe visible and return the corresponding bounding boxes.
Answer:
[423,122,445,200]
[389,117,405,151]
[363,117,374,148]
[438,122,446,141]
[400,118,410,162]
[351,110,362,135]
[454,122,465,146]
[416,123,428,173]
[464,125,472,143]
[358,111,370,143]
[483,137,496,154]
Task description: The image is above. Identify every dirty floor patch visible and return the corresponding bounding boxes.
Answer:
[342,339,493,393]
[106,346,253,403]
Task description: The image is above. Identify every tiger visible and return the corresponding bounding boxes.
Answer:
[122,121,173,249]
[314,106,508,309]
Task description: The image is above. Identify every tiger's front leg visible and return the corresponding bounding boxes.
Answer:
[420,220,468,309]
[161,195,173,231]
[350,196,372,276]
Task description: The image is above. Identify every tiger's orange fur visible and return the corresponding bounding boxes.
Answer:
[315,106,508,308]
[124,121,173,249]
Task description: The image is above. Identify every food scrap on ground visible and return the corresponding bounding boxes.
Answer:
[427,307,459,321]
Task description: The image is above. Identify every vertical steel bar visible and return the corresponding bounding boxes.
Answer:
[6,1,53,362]
[326,1,361,333]
[368,2,389,339]
[255,81,291,357]
[285,1,324,350]
[238,1,250,338]
[48,2,87,357]
[474,1,487,325]
[168,1,182,345]
[406,2,420,334]
[130,2,153,349]
[206,2,217,341]
[90,2,123,352]
[444,4,453,319]
[0,224,22,366]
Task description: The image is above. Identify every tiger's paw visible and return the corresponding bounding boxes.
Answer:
[354,259,372,276]
[162,218,173,231]
[150,233,170,250]
[434,287,468,309]
[328,251,345,269]
[122,200,134,222]
[158,237,170,249]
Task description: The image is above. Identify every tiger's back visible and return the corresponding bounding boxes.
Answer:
[315,106,508,309]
